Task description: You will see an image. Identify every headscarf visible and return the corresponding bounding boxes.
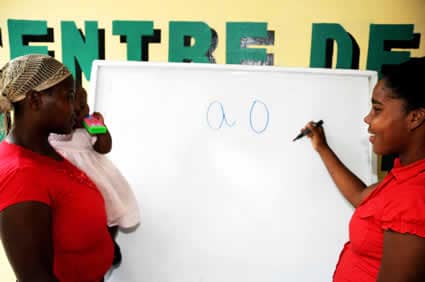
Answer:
[0,54,72,113]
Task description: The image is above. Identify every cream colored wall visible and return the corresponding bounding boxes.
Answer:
[1,0,424,68]
[0,244,13,281]
[0,0,424,280]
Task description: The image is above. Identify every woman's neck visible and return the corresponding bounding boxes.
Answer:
[398,131,425,166]
[398,149,425,166]
[7,126,61,160]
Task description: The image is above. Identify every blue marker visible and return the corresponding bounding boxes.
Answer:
[292,120,324,142]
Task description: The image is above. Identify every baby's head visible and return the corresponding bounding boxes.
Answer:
[74,86,89,129]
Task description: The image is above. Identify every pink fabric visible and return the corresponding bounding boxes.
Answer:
[49,128,140,228]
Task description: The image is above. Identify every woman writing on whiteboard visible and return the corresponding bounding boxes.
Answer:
[0,54,114,281]
[303,57,425,282]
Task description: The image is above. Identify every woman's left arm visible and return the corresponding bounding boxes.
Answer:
[377,230,425,282]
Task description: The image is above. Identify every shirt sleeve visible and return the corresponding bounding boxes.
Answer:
[380,185,425,237]
[0,166,51,212]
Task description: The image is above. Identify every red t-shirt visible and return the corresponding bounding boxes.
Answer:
[334,158,425,281]
[0,141,114,281]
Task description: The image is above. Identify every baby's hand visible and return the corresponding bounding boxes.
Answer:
[91,112,105,124]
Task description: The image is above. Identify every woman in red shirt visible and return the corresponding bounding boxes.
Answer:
[0,54,114,281]
[303,57,425,281]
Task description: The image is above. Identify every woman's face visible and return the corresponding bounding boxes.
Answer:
[40,76,76,134]
[74,88,90,128]
[364,79,410,155]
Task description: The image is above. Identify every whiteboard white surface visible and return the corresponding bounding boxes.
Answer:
[89,61,378,282]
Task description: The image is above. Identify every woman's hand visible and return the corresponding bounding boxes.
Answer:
[303,121,329,152]
[300,120,374,208]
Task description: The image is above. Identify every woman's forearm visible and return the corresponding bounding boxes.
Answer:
[317,145,368,207]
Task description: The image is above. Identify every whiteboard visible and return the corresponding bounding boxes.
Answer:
[89,61,378,282]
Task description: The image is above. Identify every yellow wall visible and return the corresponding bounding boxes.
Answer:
[1,0,424,69]
[0,244,13,281]
[0,0,424,280]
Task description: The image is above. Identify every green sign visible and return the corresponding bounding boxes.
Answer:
[0,114,5,141]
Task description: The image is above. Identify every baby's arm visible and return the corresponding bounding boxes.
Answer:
[91,112,112,154]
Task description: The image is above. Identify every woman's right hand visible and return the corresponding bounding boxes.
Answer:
[300,121,373,208]
[303,121,329,152]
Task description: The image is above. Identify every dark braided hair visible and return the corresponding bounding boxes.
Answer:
[381,57,425,112]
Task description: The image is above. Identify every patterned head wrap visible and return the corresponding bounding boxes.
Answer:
[0,54,72,113]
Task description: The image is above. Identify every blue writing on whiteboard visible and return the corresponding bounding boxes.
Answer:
[249,100,270,134]
[206,101,236,129]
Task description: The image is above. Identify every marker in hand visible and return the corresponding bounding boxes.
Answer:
[292,120,324,142]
